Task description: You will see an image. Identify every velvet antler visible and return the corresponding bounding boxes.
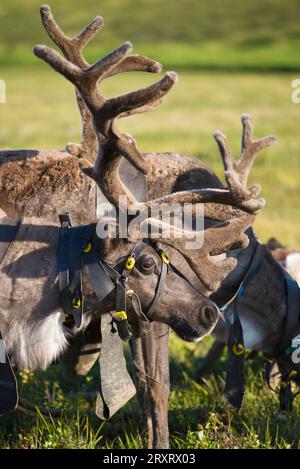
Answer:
[39,4,163,162]
[34,40,177,207]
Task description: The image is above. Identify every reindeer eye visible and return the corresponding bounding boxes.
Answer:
[140,256,155,272]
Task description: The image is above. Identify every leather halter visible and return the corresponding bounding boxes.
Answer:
[58,213,196,342]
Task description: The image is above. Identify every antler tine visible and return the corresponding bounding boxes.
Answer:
[39,5,163,160]
[238,114,277,186]
[34,42,133,92]
[87,41,133,82]
[40,4,104,68]
[34,45,83,83]
[103,54,162,78]
[106,71,178,119]
[213,131,236,172]
[212,114,276,213]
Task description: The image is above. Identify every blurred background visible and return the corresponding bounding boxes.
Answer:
[0,0,300,450]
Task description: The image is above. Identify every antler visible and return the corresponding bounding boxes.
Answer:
[130,114,276,291]
[130,115,276,217]
[34,41,177,207]
[39,5,163,162]
[141,212,252,292]
[213,114,276,212]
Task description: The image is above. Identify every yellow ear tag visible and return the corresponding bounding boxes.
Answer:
[83,241,92,253]
[127,289,134,297]
[125,256,135,270]
[72,297,81,309]
[288,370,297,379]
[161,252,170,265]
[115,311,128,321]
[232,344,245,356]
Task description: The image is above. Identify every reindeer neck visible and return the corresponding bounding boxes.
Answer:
[212,229,288,354]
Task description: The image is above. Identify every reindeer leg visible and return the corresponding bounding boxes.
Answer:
[131,321,170,449]
[195,339,226,382]
[195,319,227,382]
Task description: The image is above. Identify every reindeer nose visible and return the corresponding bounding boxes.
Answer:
[200,304,219,326]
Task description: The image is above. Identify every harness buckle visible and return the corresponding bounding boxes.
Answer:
[232,343,245,356]
[160,251,170,265]
[115,310,128,321]
[72,296,81,309]
[125,256,135,270]
[83,241,92,254]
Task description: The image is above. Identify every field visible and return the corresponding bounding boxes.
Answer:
[0,0,300,450]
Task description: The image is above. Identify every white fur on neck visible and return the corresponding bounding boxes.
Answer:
[240,315,264,350]
[286,253,300,286]
[6,309,68,370]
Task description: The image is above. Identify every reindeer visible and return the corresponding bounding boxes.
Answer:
[130,118,298,448]
[0,6,266,432]
[267,238,300,286]
[194,237,300,391]
[0,6,276,448]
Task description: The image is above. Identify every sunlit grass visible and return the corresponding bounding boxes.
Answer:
[1,334,300,449]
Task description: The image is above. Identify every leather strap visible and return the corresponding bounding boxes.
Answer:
[222,243,264,409]
[82,247,115,304]
[223,308,245,409]
[0,216,20,414]
[96,313,136,420]
[68,226,85,328]
[58,213,72,325]
[0,331,18,414]
[144,260,168,319]
[0,216,20,265]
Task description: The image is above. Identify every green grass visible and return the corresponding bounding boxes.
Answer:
[1,335,300,449]
[0,0,299,70]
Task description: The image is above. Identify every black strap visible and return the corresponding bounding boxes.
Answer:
[112,242,147,341]
[0,216,20,414]
[58,213,72,325]
[68,226,86,328]
[0,216,20,265]
[222,243,264,409]
[223,309,245,409]
[144,260,168,319]
[82,249,115,304]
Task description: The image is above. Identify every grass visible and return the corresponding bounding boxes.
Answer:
[1,335,300,449]
[0,0,299,70]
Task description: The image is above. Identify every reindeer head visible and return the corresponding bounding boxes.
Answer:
[34,6,276,342]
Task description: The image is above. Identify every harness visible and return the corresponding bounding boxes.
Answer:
[220,242,300,411]
[58,213,194,342]
[0,216,20,414]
